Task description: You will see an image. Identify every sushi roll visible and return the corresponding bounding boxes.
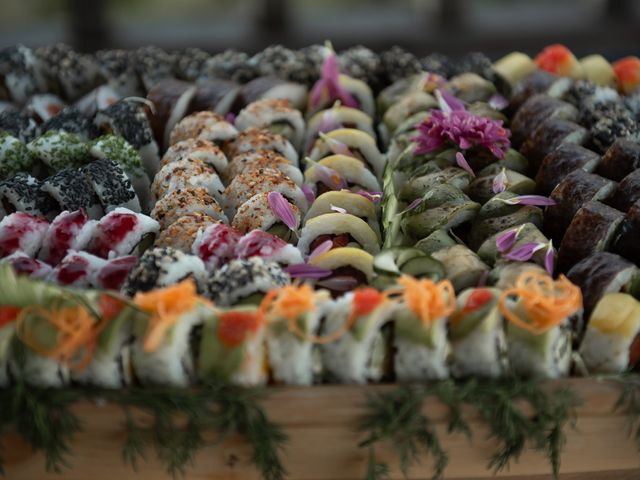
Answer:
[261,284,328,385]
[48,250,106,287]
[320,287,393,384]
[466,166,535,205]
[235,76,308,112]
[432,245,489,292]
[305,105,375,152]
[27,130,89,171]
[197,304,267,386]
[224,127,299,166]
[612,56,640,95]
[499,271,582,379]
[607,169,640,212]
[204,49,257,83]
[160,137,228,174]
[613,200,640,264]
[154,213,218,253]
[510,94,578,148]
[150,187,227,230]
[579,293,640,374]
[35,44,100,101]
[133,46,176,91]
[305,190,381,238]
[24,93,66,123]
[82,159,142,213]
[146,78,197,150]
[248,45,300,80]
[535,44,583,79]
[235,99,305,151]
[206,257,290,307]
[41,168,104,219]
[88,207,160,259]
[338,45,381,90]
[93,255,138,291]
[189,77,241,115]
[132,279,211,387]
[393,276,455,382]
[449,287,508,378]
[493,52,537,86]
[94,49,143,97]
[192,223,241,270]
[93,99,161,178]
[38,106,97,141]
[580,54,616,87]
[309,128,385,179]
[0,131,34,179]
[169,110,238,148]
[0,212,49,258]
[0,44,46,104]
[225,149,303,186]
[308,247,374,295]
[151,157,225,205]
[231,191,301,240]
[597,139,640,182]
[124,247,207,296]
[175,47,210,82]
[0,110,38,142]
[71,83,121,118]
[234,229,303,265]
[0,172,57,219]
[304,155,381,195]
[297,213,381,256]
[535,143,601,196]
[90,134,153,213]
[2,250,52,279]
[39,209,97,265]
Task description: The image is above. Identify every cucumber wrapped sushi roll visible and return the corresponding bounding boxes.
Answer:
[0,172,58,219]
[0,212,49,258]
[150,187,227,229]
[197,304,267,386]
[304,155,381,195]
[431,245,489,292]
[236,99,305,151]
[320,287,393,384]
[261,284,329,385]
[231,191,301,240]
[304,105,375,152]
[499,271,582,379]
[169,111,238,147]
[225,127,298,166]
[305,190,381,238]
[449,287,507,378]
[308,247,374,296]
[393,276,455,382]
[160,138,229,174]
[579,293,640,374]
[88,208,159,259]
[133,279,212,387]
[225,150,303,186]
[298,213,381,256]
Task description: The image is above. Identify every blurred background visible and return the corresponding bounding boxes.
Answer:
[1,0,639,58]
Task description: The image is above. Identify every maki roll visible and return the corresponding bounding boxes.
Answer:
[169,111,238,147]
[493,52,537,86]
[151,157,225,205]
[48,251,106,287]
[206,257,290,307]
[499,271,582,379]
[147,78,197,150]
[580,54,616,87]
[150,187,227,229]
[41,168,103,219]
[192,223,241,270]
[510,94,578,147]
[88,207,160,259]
[607,169,640,212]
[2,251,52,279]
[613,200,640,264]
[579,293,640,374]
[235,99,305,151]
[160,137,228,174]
[124,247,207,296]
[225,127,299,166]
[94,49,142,97]
[225,150,303,186]
[304,105,375,152]
[305,190,381,238]
[39,209,97,265]
[0,45,46,104]
[93,255,138,291]
[308,247,374,295]
[235,76,308,111]
[0,131,34,179]
[154,213,217,253]
[449,287,507,378]
[189,77,241,115]
[0,110,37,142]
[204,49,256,83]
[0,172,57,219]
[234,229,303,265]
[133,46,176,91]
[82,159,142,213]
[535,143,601,196]
[613,56,640,95]
[304,155,381,195]
[297,213,381,256]
[232,192,301,240]
[261,284,328,385]
[197,304,267,386]
[27,130,89,171]
[393,276,455,382]
[175,47,210,82]
[431,245,489,292]
[320,287,393,384]
[24,93,65,123]
[597,139,640,181]
[38,106,97,141]
[132,279,211,387]
[35,44,100,101]
[0,212,49,258]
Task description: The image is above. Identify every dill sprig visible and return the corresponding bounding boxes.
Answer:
[612,372,640,449]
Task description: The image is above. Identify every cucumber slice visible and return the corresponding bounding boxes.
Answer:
[373,249,402,275]
[401,256,446,280]
[396,248,426,268]
[415,229,457,255]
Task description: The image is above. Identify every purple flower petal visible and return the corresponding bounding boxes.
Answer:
[225,112,236,125]
[545,241,555,275]
[306,158,348,190]
[316,275,359,291]
[307,240,334,261]
[330,204,347,214]
[317,109,343,135]
[501,195,557,206]
[284,263,333,279]
[455,152,475,178]
[308,46,358,110]
[503,242,545,262]
[319,132,355,158]
[477,270,489,287]
[438,89,466,112]
[301,184,316,203]
[267,191,298,230]
[495,228,518,253]
[399,198,422,215]
[492,168,508,194]
[353,190,383,203]
[488,94,509,111]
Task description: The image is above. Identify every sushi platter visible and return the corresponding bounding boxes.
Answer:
[1,42,640,479]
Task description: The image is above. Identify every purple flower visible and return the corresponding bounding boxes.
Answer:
[436,89,466,113]
[308,45,358,111]
[353,190,383,203]
[317,108,343,134]
[455,152,475,177]
[544,240,555,275]
[414,109,511,160]
[503,242,546,262]
[492,168,508,194]
[284,263,333,279]
[306,158,348,190]
[316,275,359,292]
[307,240,334,261]
[301,184,316,204]
[398,197,423,215]
[499,195,557,206]
[225,112,236,125]
[495,225,524,253]
[488,94,509,111]
[319,132,355,158]
[267,191,298,230]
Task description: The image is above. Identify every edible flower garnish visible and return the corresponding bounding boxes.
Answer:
[319,131,355,158]
[134,279,202,352]
[268,191,298,230]
[435,89,466,113]
[225,112,236,125]
[455,151,475,177]
[501,238,555,275]
[544,240,555,275]
[283,263,332,279]
[301,184,316,203]
[316,276,359,292]
[492,168,508,193]
[353,190,383,203]
[488,94,509,111]
[499,272,582,334]
[497,195,556,206]
[306,158,348,190]
[418,72,446,93]
[398,197,423,215]
[260,284,320,339]
[495,225,525,253]
[307,239,334,261]
[398,276,456,326]
[308,42,358,111]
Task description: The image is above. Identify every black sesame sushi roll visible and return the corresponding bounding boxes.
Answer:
[597,139,640,181]
[0,172,57,219]
[338,45,381,91]
[510,94,578,148]
[0,131,33,179]
[535,143,601,196]
[224,127,299,166]
[231,191,301,240]
[36,44,100,101]
[133,45,176,92]
[160,137,228,175]
[27,130,89,171]
[147,78,197,150]
[0,110,38,142]
[206,257,290,306]
[82,159,142,213]
[151,157,225,205]
[175,47,210,82]
[154,212,218,253]
[203,49,256,83]
[150,187,228,229]
[235,99,305,151]
[0,44,46,105]
[607,169,640,212]
[94,48,143,97]
[41,168,103,219]
[169,111,238,148]
[88,207,160,259]
[38,106,97,142]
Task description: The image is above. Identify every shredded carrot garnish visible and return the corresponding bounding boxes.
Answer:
[134,279,204,352]
[498,272,582,335]
[15,305,104,370]
[398,276,456,326]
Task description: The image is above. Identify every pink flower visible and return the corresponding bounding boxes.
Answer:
[267,192,298,230]
[544,241,555,275]
[353,190,383,203]
[455,152,475,177]
[495,225,524,253]
[316,275,359,292]
[492,168,508,194]
[488,94,509,111]
[308,46,358,111]
[319,132,355,158]
[498,195,556,206]
[306,158,348,190]
[307,240,334,261]
[503,242,546,262]
[398,197,423,215]
[284,263,332,279]
[301,184,316,203]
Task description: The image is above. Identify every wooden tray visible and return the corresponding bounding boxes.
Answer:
[4,378,640,480]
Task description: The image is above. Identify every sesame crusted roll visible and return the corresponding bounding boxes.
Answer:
[41,168,103,219]
[169,111,238,147]
[231,192,301,240]
[160,137,228,175]
[154,213,219,253]
[224,149,303,186]
[0,172,58,219]
[150,187,228,229]
[151,157,225,204]
[224,127,298,166]
[235,99,305,151]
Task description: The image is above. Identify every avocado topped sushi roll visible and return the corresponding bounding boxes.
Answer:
[297,213,381,255]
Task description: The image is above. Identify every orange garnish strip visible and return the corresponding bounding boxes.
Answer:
[498,272,582,335]
[15,305,104,371]
[134,279,207,352]
[397,276,456,326]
